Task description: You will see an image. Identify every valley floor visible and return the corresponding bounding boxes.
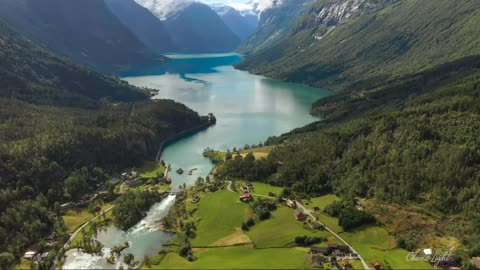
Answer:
[141,182,433,270]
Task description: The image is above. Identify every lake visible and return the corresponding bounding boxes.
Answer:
[63,53,329,269]
[124,53,330,188]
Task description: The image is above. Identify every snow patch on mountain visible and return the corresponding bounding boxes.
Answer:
[134,0,194,20]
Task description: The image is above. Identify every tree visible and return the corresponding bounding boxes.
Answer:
[54,202,61,216]
[0,253,14,269]
[64,169,89,201]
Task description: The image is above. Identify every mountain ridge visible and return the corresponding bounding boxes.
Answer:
[0,0,158,72]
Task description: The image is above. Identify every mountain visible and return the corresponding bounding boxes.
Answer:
[105,0,175,54]
[237,0,480,91]
[237,0,315,53]
[135,0,241,53]
[0,0,157,72]
[210,4,258,41]
[0,19,149,106]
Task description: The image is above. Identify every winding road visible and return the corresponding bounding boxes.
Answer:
[225,181,372,270]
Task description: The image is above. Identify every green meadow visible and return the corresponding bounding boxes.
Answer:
[148,247,309,269]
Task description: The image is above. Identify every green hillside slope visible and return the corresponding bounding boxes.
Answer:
[237,0,480,91]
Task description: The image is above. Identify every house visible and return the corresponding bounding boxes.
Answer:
[46,234,59,247]
[241,186,250,193]
[310,246,330,256]
[121,172,128,179]
[343,262,353,270]
[287,199,297,208]
[23,251,36,260]
[39,252,49,262]
[423,248,433,256]
[23,245,40,260]
[311,254,329,268]
[126,178,145,188]
[308,220,321,229]
[192,196,200,204]
[110,177,121,185]
[165,177,172,185]
[327,244,350,256]
[240,193,253,202]
[473,257,480,270]
[294,208,307,220]
[131,171,138,178]
[372,261,382,270]
[60,202,74,211]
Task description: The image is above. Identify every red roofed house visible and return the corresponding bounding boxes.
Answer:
[165,178,172,185]
[294,209,307,220]
[240,193,253,202]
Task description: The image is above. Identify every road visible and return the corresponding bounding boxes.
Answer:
[62,206,114,250]
[225,181,372,270]
[295,202,372,270]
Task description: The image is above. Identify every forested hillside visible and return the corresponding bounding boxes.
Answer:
[0,0,157,71]
[0,22,148,106]
[0,21,208,264]
[237,0,480,91]
[219,56,480,259]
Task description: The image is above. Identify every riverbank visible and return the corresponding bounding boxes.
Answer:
[155,122,214,162]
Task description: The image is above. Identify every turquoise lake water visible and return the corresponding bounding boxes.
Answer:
[63,53,329,269]
[123,53,330,188]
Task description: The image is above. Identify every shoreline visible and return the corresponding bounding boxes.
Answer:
[155,122,213,162]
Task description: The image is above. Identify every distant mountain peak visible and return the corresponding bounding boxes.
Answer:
[134,0,195,20]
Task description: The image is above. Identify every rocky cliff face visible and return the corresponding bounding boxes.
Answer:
[237,0,314,53]
[296,0,398,32]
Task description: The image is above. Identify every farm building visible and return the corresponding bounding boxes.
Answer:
[294,209,307,220]
[310,246,329,256]
[240,193,253,202]
[311,254,329,268]
[287,199,297,208]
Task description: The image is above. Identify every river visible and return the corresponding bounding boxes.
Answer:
[63,53,329,269]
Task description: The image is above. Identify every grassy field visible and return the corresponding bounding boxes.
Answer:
[205,146,274,164]
[139,161,166,179]
[240,146,273,159]
[308,195,339,210]
[14,258,31,270]
[149,247,309,269]
[63,203,112,234]
[63,209,94,234]
[307,195,344,233]
[247,207,330,248]
[340,226,432,269]
[191,190,249,246]
[249,182,282,197]
[69,210,113,247]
